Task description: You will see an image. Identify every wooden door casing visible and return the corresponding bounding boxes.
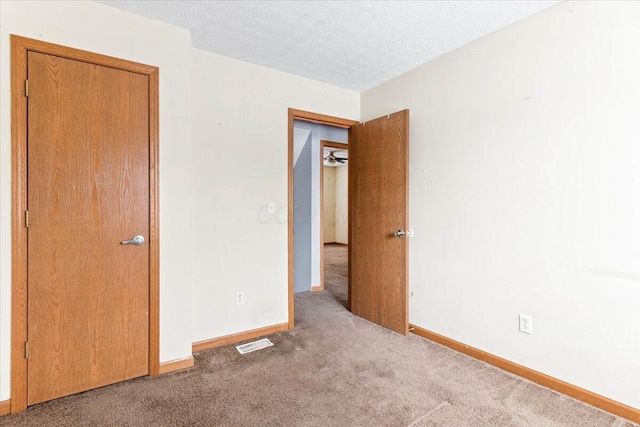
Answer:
[349,110,410,335]
[26,51,150,405]
[11,35,160,414]
[287,109,359,328]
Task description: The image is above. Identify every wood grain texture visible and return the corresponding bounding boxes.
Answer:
[0,400,11,416]
[320,142,325,290]
[349,110,410,335]
[321,140,349,150]
[192,323,289,353]
[11,35,160,412]
[289,109,356,129]
[288,109,358,327]
[10,35,156,75]
[148,69,160,377]
[10,34,29,414]
[288,110,295,328]
[26,51,150,405]
[158,357,194,375]
[410,324,640,423]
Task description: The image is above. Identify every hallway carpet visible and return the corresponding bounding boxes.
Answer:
[0,245,635,426]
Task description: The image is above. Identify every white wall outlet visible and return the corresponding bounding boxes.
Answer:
[236,292,244,306]
[268,202,276,215]
[519,314,532,334]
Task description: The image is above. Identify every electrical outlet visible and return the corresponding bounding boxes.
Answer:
[236,292,244,306]
[519,314,532,334]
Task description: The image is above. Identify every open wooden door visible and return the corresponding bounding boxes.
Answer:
[348,110,409,335]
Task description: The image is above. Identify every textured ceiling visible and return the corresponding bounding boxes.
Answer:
[96,1,559,92]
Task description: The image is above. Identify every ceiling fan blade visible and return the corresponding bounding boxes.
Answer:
[333,150,348,160]
[324,149,349,165]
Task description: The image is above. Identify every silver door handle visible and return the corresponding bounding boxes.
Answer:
[394,229,414,238]
[121,235,144,246]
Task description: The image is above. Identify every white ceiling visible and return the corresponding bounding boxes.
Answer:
[96,0,559,92]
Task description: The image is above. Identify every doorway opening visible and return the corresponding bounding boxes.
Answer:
[287,108,410,335]
[320,140,349,308]
[287,109,357,327]
[290,116,351,307]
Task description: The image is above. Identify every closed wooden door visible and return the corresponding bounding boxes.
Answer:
[349,110,409,335]
[27,51,150,405]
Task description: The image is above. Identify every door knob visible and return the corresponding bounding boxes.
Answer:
[394,229,414,238]
[121,235,145,246]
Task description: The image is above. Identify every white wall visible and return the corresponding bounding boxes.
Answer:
[361,1,640,409]
[4,0,634,413]
[323,167,336,242]
[191,48,358,342]
[334,164,348,244]
[0,0,194,401]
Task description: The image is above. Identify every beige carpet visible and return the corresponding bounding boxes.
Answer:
[0,244,636,426]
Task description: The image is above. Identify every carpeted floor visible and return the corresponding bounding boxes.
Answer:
[0,244,636,426]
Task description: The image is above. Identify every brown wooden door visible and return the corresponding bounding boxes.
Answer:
[27,51,150,405]
[349,110,409,335]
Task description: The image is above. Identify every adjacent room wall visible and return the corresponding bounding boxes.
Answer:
[334,164,348,245]
[294,133,313,293]
[361,1,640,409]
[0,0,194,400]
[324,163,348,245]
[191,48,358,342]
[294,129,311,167]
[323,167,336,243]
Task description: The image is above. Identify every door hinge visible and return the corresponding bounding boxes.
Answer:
[25,341,29,359]
[25,80,29,97]
[25,210,29,228]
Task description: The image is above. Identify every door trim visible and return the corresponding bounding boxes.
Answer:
[10,35,160,413]
[319,140,349,291]
[287,109,358,327]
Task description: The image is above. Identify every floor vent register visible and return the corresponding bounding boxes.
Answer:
[236,338,274,355]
